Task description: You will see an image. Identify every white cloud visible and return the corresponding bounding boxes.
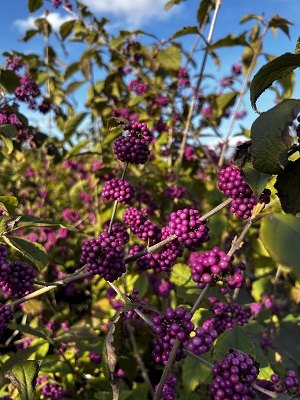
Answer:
[83,0,180,28]
[14,12,73,32]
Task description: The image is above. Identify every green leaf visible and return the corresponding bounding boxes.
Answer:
[275,159,300,214]
[110,36,126,50]
[65,80,86,94]
[197,0,214,28]
[250,53,300,112]
[2,235,48,270]
[214,91,238,118]
[63,112,87,140]
[209,33,249,50]
[28,0,43,12]
[60,20,75,40]
[0,124,17,137]
[260,213,300,276]
[64,139,91,159]
[295,36,300,54]
[212,326,256,363]
[240,14,263,24]
[19,29,39,42]
[0,195,18,215]
[107,117,128,131]
[250,99,300,174]
[1,134,14,154]
[241,162,271,199]
[268,14,294,40]
[172,26,199,39]
[157,45,181,71]
[182,353,212,394]
[170,263,200,303]
[0,70,21,93]
[9,323,48,340]
[164,0,187,11]
[5,360,41,400]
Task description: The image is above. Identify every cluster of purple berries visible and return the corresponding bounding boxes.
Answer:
[113,121,151,164]
[189,247,245,292]
[102,178,135,205]
[203,297,250,335]
[166,208,210,250]
[164,185,186,200]
[210,350,258,400]
[0,261,36,298]
[155,374,177,400]
[268,370,300,398]
[186,325,218,356]
[151,306,194,365]
[103,222,129,245]
[218,166,271,219]
[123,207,161,243]
[123,288,148,321]
[89,352,102,365]
[0,304,14,338]
[80,231,126,281]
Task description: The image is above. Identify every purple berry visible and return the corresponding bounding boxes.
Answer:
[102,178,135,205]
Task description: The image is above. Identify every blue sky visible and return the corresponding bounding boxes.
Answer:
[0,0,299,142]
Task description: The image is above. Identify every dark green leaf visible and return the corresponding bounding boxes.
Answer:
[275,159,300,214]
[64,139,90,159]
[0,124,17,138]
[260,213,300,276]
[5,360,41,400]
[107,117,128,131]
[110,36,126,50]
[241,162,271,199]
[250,53,300,112]
[2,235,48,270]
[268,14,294,40]
[214,91,238,118]
[250,99,300,174]
[19,29,39,42]
[157,45,181,71]
[60,20,75,40]
[197,0,214,28]
[0,70,21,93]
[9,324,48,340]
[182,353,212,394]
[65,80,86,94]
[295,36,300,54]
[212,326,256,363]
[0,196,18,215]
[28,0,43,12]
[63,112,88,140]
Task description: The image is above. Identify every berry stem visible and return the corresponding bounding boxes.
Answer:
[183,349,214,369]
[153,338,181,400]
[127,323,155,396]
[200,197,233,220]
[251,382,280,398]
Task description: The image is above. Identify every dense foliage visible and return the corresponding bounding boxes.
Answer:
[0,0,299,399]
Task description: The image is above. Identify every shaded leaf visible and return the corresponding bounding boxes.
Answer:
[295,36,300,54]
[64,139,91,159]
[0,124,17,138]
[241,161,271,199]
[0,70,21,93]
[65,80,86,94]
[1,134,14,154]
[60,19,75,40]
[19,29,39,42]
[5,360,41,400]
[260,213,300,276]
[107,117,128,131]
[240,14,263,24]
[250,99,300,174]
[110,36,126,50]
[165,0,187,11]
[197,0,214,28]
[171,263,200,304]
[2,235,48,270]
[9,323,48,340]
[214,91,238,118]
[268,14,293,40]
[28,0,43,12]
[212,326,256,363]
[250,53,300,113]
[275,159,300,214]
